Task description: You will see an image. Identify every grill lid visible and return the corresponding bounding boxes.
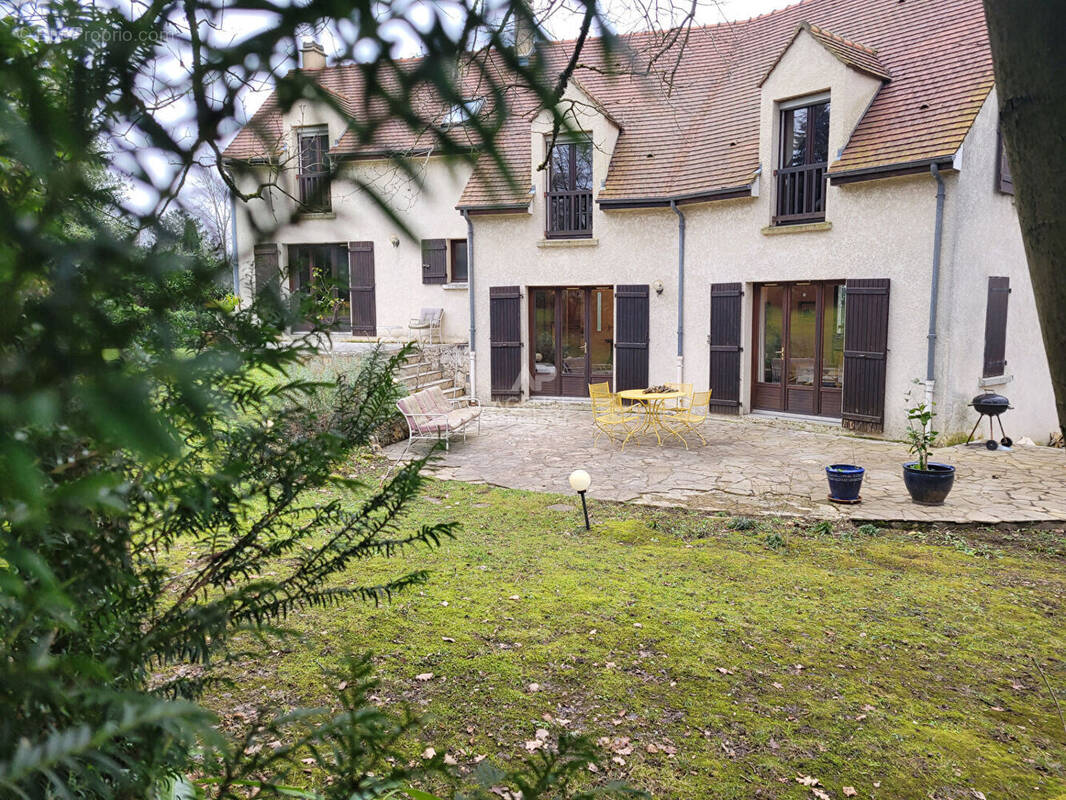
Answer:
[970,392,1011,413]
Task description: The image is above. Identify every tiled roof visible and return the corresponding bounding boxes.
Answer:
[222,0,995,207]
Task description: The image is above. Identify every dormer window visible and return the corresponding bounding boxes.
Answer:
[297,127,331,212]
[546,136,593,238]
[441,98,485,128]
[774,97,830,225]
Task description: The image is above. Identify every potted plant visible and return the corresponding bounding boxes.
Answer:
[826,464,865,503]
[902,395,955,505]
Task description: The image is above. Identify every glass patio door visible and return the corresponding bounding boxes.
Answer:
[752,281,844,418]
[530,287,614,397]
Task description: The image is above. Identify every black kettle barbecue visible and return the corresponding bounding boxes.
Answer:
[966,392,1013,450]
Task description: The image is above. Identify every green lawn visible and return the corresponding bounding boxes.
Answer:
[201,470,1066,799]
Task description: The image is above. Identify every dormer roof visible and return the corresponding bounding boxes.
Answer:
[223,0,995,208]
[759,22,890,87]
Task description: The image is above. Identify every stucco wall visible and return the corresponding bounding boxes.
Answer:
[232,102,475,343]
[935,89,1058,443]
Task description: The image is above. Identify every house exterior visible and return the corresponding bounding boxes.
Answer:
[224,0,1058,442]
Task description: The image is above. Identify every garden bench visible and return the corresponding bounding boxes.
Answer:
[396,386,480,451]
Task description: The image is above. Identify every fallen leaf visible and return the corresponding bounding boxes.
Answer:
[971,791,987,800]
[442,636,455,643]
[646,743,658,753]
[524,739,544,751]
[843,788,857,797]
[587,763,599,773]
[509,595,520,600]
[633,622,643,628]
[796,775,821,787]
[855,714,867,721]
[611,756,626,765]
[336,681,348,691]
[812,789,830,800]
[772,681,785,689]
[300,758,316,765]
[527,682,540,692]
[415,672,434,682]
[443,753,458,766]
[422,747,436,759]
[717,667,735,675]
[535,728,550,741]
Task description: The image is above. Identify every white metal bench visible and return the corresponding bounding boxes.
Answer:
[396,386,480,451]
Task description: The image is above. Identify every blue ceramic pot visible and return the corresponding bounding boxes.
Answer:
[826,464,864,502]
[902,461,956,505]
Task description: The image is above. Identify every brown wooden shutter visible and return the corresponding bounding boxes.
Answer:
[982,276,1010,377]
[841,278,890,433]
[421,239,447,284]
[614,284,649,392]
[996,127,1014,195]
[253,243,279,297]
[490,286,522,400]
[708,282,743,414]
[348,241,376,336]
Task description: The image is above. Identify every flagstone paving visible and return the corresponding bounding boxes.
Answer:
[384,402,1066,523]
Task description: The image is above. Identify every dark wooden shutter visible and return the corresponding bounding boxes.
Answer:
[614,285,649,392]
[708,282,743,414]
[982,276,1010,377]
[842,278,890,433]
[348,241,376,336]
[253,243,279,297]
[490,286,522,400]
[996,126,1014,195]
[421,239,447,284]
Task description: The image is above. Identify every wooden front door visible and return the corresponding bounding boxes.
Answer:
[529,287,614,397]
[751,281,845,418]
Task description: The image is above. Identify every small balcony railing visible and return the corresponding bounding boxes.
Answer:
[298,173,332,213]
[773,162,827,225]
[546,189,593,238]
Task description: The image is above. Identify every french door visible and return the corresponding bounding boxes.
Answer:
[288,244,351,332]
[751,281,845,418]
[529,287,614,397]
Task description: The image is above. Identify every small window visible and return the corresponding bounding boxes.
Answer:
[996,125,1014,195]
[449,239,468,283]
[774,100,830,225]
[441,98,484,128]
[297,128,331,212]
[545,136,593,238]
[982,276,1010,378]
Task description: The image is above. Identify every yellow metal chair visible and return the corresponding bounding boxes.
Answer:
[664,382,694,411]
[589,383,635,445]
[669,390,712,445]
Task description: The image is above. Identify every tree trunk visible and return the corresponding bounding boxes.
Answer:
[983,2,1066,439]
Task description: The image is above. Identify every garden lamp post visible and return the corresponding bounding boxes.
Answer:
[568,469,592,530]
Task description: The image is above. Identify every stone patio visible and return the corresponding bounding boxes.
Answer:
[384,402,1066,523]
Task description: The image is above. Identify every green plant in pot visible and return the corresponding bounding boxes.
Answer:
[902,391,956,505]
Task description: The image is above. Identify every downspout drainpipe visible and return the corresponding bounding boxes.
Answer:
[462,209,477,401]
[671,200,686,384]
[925,163,946,430]
[229,190,240,297]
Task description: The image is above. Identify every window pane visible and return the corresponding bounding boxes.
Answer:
[788,284,817,386]
[760,285,784,383]
[549,143,571,191]
[561,288,586,375]
[821,283,845,388]
[574,140,592,190]
[588,287,613,375]
[451,240,468,282]
[532,290,557,390]
[786,107,809,167]
[812,102,830,163]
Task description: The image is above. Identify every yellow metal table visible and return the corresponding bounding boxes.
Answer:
[617,388,687,449]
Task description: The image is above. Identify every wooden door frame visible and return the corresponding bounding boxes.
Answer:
[750,280,841,418]
[527,286,613,397]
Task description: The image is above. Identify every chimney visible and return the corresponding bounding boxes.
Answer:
[300,38,327,70]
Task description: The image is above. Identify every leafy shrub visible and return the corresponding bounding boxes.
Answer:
[727,516,759,532]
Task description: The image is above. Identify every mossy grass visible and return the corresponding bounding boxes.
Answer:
[195,469,1066,798]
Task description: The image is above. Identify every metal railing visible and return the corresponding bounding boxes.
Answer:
[545,189,593,238]
[773,162,826,225]
[298,173,332,212]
